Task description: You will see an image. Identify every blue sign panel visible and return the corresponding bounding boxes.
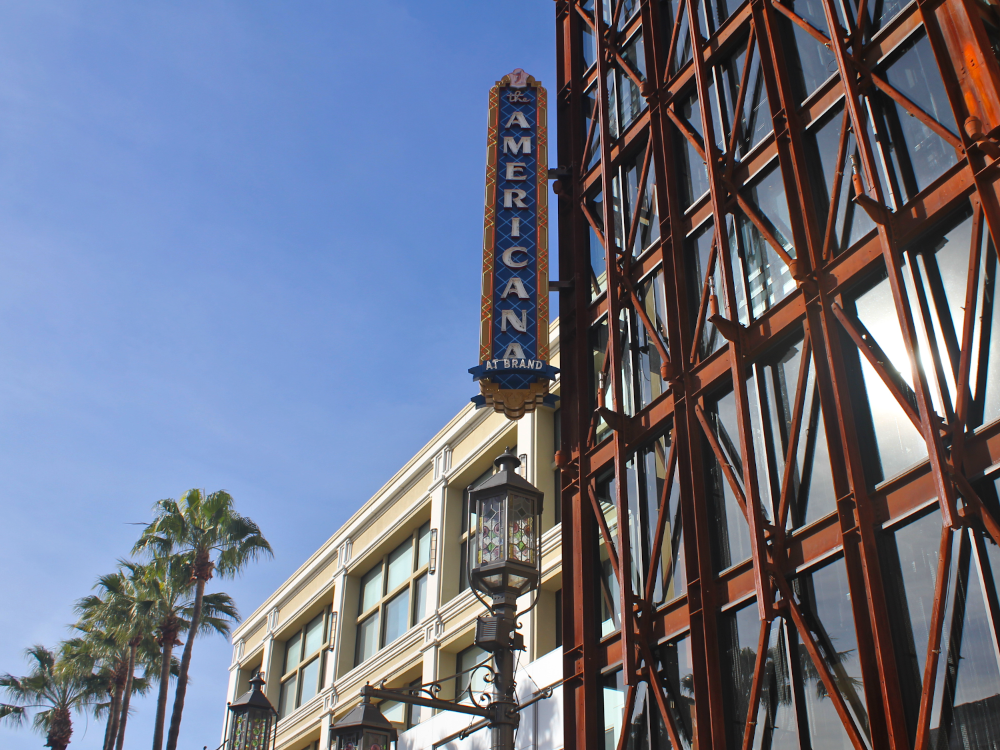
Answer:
[470,69,557,420]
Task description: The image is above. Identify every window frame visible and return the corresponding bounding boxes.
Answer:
[277,607,331,719]
[353,522,431,667]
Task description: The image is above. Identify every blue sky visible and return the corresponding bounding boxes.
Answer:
[0,3,556,748]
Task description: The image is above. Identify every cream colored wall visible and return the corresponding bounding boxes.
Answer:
[225,324,564,750]
[449,409,511,471]
[349,470,431,555]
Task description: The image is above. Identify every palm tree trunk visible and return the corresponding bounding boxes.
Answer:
[105,679,123,750]
[102,697,115,750]
[165,577,205,750]
[115,641,138,750]
[48,706,73,750]
[153,639,175,750]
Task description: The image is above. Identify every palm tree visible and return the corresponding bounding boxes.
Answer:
[133,489,271,750]
[61,630,130,750]
[133,553,239,750]
[69,583,165,750]
[0,645,93,750]
[75,561,161,750]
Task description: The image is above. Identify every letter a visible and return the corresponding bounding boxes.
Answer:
[503,342,526,359]
[501,276,530,300]
[505,111,530,129]
[501,309,528,333]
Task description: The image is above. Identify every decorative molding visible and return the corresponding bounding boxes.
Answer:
[337,539,352,570]
[433,445,453,480]
[423,612,445,646]
[233,639,245,665]
[267,608,279,633]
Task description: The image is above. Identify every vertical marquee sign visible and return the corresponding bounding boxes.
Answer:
[470,69,558,420]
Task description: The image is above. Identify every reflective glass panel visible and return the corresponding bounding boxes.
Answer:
[284,632,301,673]
[706,389,753,571]
[417,522,431,568]
[279,674,297,718]
[871,32,958,205]
[676,92,710,208]
[355,613,379,665]
[457,645,490,699]
[805,103,877,257]
[299,657,320,706]
[360,565,382,614]
[794,557,870,744]
[386,540,412,593]
[780,0,837,102]
[750,340,836,529]
[716,36,772,157]
[589,189,608,301]
[847,271,928,485]
[413,572,427,624]
[731,164,797,323]
[382,589,409,646]
[687,220,726,359]
[303,613,324,656]
[657,635,696,748]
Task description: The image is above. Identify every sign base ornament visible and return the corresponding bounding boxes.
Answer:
[470,69,557,420]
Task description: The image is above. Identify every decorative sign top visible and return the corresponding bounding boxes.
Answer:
[470,70,557,420]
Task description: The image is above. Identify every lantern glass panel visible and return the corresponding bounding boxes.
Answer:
[338,730,363,750]
[365,731,391,750]
[478,495,505,564]
[246,710,270,750]
[507,494,535,563]
[231,713,247,747]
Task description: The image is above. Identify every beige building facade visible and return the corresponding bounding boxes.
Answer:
[223,324,563,750]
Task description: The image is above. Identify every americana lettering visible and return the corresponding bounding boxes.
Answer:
[501,247,528,268]
[472,69,555,418]
[503,136,532,155]
[500,309,527,333]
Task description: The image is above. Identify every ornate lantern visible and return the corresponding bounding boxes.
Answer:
[469,451,544,599]
[329,692,398,750]
[226,674,276,750]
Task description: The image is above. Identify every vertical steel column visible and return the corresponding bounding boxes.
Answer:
[556,3,608,748]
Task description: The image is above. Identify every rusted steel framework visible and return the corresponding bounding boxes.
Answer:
[554,0,1000,747]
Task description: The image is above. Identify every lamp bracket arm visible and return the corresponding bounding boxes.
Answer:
[515,587,541,619]
[360,686,491,718]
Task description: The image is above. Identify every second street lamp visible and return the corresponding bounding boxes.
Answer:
[469,451,542,750]
[331,451,544,750]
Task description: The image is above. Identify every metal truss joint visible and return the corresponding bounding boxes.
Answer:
[964,116,1000,160]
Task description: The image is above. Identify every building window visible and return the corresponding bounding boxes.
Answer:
[719,556,869,749]
[879,497,1000,746]
[354,523,431,667]
[460,467,498,593]
[456,645,490,702]
[868,31,959,208]
[704,388,753,573]
[379,679,426,732]
[587,186,608,301]
[594,469,622,638]
[278,608,330,719]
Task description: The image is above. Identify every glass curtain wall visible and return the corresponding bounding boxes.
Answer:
[557,0,1000,746]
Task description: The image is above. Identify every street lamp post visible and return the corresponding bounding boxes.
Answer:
[468,451,543,750]
[224,673,277,750]
[330,451,543,750]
